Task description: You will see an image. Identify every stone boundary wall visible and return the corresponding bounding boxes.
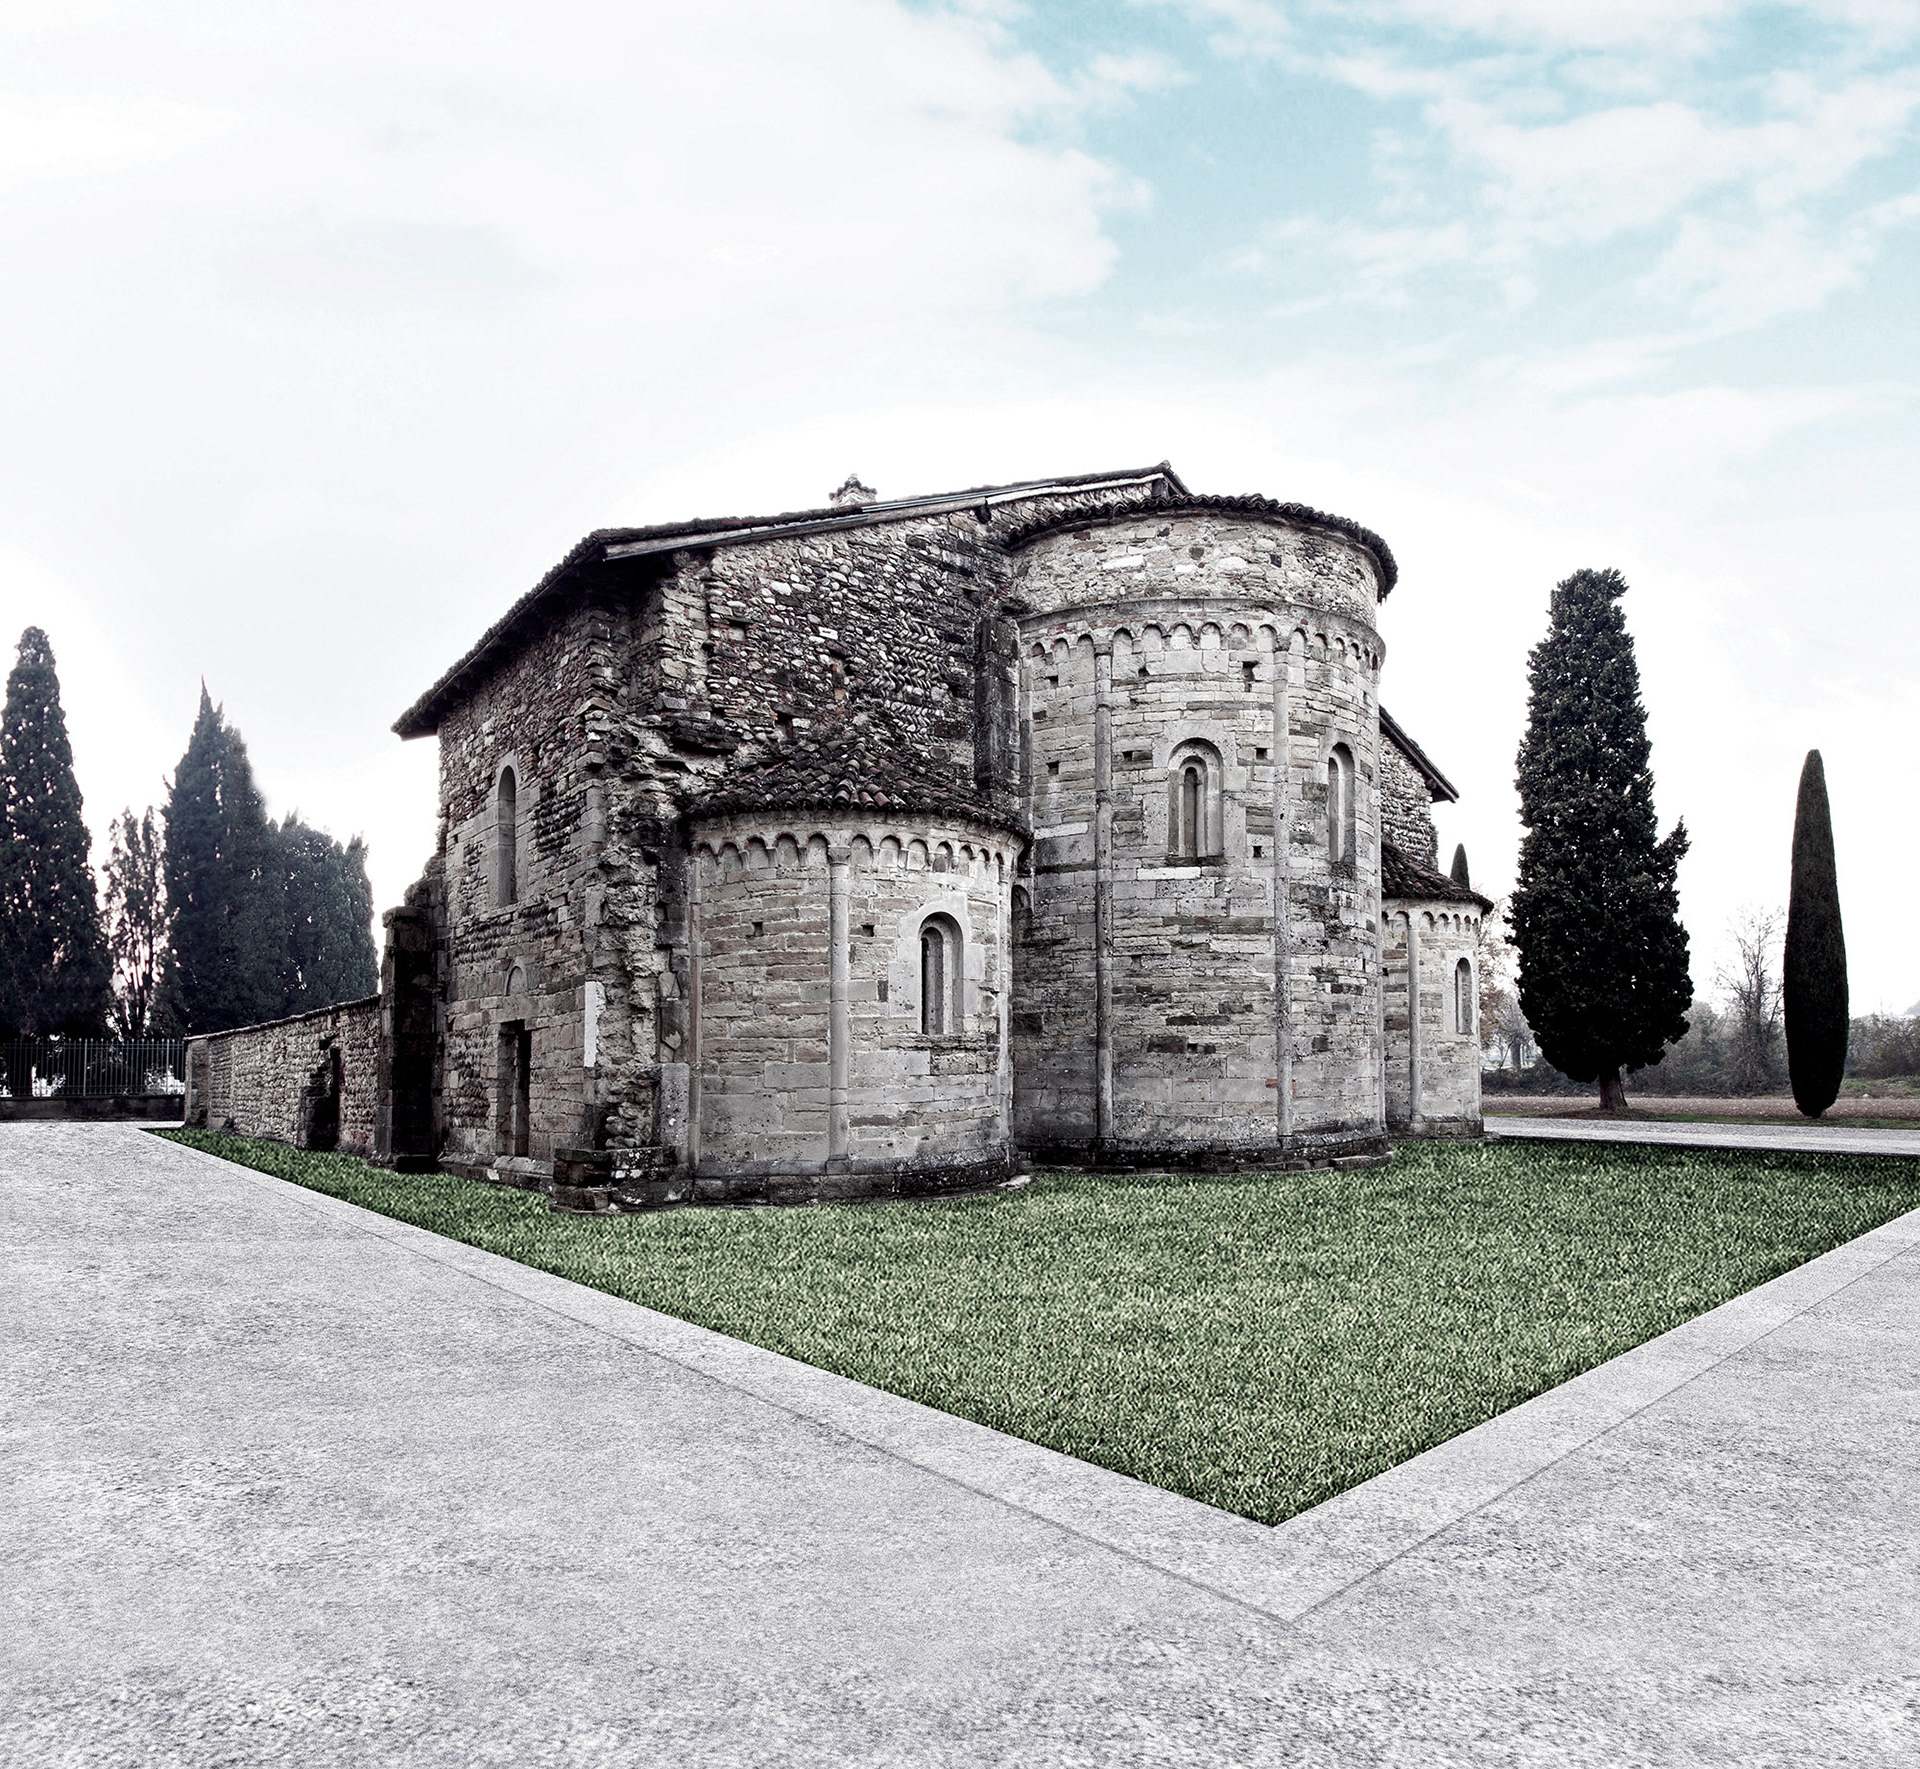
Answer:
[183,997,384,1156]
[0,1096,184,1123]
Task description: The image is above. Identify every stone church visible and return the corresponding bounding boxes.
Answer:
[184,463,1489,1207]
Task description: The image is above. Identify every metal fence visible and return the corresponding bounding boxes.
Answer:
[0,1038,187,1099]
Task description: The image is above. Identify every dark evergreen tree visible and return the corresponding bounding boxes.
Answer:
[1449,844,1471,889]
[0,627,110,1036]
[278,816,378,1012]
[161,689,285,1034]
[1510,568,1692,1110]
[104,806,168,1037]
[1784,750,1848,1117]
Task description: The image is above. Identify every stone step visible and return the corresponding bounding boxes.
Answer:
[549,1147,690,1215]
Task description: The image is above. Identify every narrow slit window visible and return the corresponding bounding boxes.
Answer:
[496,767,518,908]
[1327,745,1354,865]
[1455,958,1473,1036]
[920,923,947,1035]
[1167,745,1222,861]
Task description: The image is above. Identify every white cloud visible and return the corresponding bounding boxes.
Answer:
[0,0,1141,916]
[0,98,227,185]
[1364,0,1744,54]
[1166,0,1920,329]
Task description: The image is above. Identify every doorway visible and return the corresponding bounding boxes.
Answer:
[498,1021,531,1158]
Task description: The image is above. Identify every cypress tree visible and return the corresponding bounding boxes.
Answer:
[279,816,378,1012]
[161,689,286,1034]
[1510,568,1692,1110]
[1449,844,1471,889]
[1784,750,1848,1117]
[0,627,110,1036]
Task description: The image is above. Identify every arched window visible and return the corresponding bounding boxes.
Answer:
[1455,957,1473,1036]
[920,914,961,1035]
[1166,743,1222,860]
[496,767,518,908]
[1327,744,1354,865]
[1178,764,1202,860]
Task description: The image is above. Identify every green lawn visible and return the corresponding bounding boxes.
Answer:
[157,1128,1920,1525]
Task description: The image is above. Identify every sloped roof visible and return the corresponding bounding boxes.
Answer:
[999,492,1398,596]
[393,464,1189,739]
[1379,707,1458,802]
[690,709,1027,837]
[1382,839,1493,911]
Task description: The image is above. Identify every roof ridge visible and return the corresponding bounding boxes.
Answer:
[394,464,1189,738]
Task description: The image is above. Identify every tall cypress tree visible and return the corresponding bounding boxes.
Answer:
[1784,750,1848,1118]
[1510,568,1692,1110]
[0,627,110,1036]
[1449,844,1471,889]
[279,816,378,1012]
[161,689,285,1034]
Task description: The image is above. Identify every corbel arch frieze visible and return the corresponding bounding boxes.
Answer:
[690,819,1014,883]
[1016,600,1384,673]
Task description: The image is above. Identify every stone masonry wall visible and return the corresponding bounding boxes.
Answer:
[1008,509,1388,1161]
[424,479,1176,1184]
[184,997,383,1155]
[410,473,1467,1191]
[436,598,624,1180]
[1381,736,1440,868]
[691,813,1014,1200]
[1383,902,1483,1135]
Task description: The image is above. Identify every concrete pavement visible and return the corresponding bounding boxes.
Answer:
[5,1121,1918,1766]
[1487,1113,1920,1157]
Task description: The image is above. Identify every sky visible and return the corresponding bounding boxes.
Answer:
[3,0,1917,1014]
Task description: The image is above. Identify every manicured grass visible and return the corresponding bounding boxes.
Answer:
[156,1128,1920,1525]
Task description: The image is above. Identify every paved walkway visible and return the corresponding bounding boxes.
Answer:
[5,1123,1917,1767]
[1488,1113,1920,1157]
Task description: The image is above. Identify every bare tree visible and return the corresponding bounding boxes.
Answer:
[104,806,167,1038]
[1717,907,1784,1095]
[1476,898,1536,1071]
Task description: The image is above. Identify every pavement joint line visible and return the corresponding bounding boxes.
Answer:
[1486,1117,1920,1157]
[1255,1197,1920,1623]
[132,1127,1920,1633]
[140,1129,1305,1630]
[1259,1202,1920,1625]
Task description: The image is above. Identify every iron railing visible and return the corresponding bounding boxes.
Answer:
[0,1038,187,1099]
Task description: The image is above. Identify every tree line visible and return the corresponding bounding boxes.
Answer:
[0,628,377,1041]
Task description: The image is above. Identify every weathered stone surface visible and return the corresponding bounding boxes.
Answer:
[188,464,1488,1203]
[183,998,382,1155]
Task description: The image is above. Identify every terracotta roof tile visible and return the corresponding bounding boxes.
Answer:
[691,709,1027,837]
[1382,838,1493,910]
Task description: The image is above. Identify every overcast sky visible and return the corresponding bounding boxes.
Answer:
[4,0,1917,1013]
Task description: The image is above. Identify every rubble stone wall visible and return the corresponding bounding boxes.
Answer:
[1381,737,1441,869]
[183,997,383,1155]
[435,598,623,1180]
